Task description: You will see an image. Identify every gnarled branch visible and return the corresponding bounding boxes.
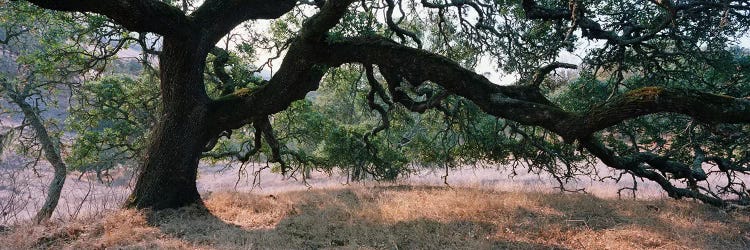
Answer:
[23,0,195,38]
[192,0,297,43]
[528,62,578,87]
[581,137,724,206]
[317,36,750,141]
[209,0,356,130]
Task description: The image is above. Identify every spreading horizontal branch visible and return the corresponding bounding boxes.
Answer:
[581,137,724,206]
[212,32,750,141]
[23,0,194,38]
[562,88,750,139]
[315,36,750,141]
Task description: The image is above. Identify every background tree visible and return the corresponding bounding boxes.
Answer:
[15,0,750,210]
[0,1,150,222]
[67,74,159,182]
[0,2,89,222]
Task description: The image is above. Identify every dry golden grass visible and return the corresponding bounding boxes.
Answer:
[1,185,748,249]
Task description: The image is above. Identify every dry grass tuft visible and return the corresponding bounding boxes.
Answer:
[1,185,748,249]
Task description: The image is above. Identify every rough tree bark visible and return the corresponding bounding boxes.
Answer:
[124,38,214,209]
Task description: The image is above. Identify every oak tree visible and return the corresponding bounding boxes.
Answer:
[16,0,750,209]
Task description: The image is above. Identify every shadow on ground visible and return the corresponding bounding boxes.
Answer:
[150,187,567,249]
[8,185,749,249]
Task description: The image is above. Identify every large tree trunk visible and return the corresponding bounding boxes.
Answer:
[124,37,214,210]
[124,113,209,209]
[11,96,67,223]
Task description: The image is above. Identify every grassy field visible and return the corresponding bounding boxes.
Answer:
[1,185,748,249]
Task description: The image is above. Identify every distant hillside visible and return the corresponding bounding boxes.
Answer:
[2,186,748,249]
